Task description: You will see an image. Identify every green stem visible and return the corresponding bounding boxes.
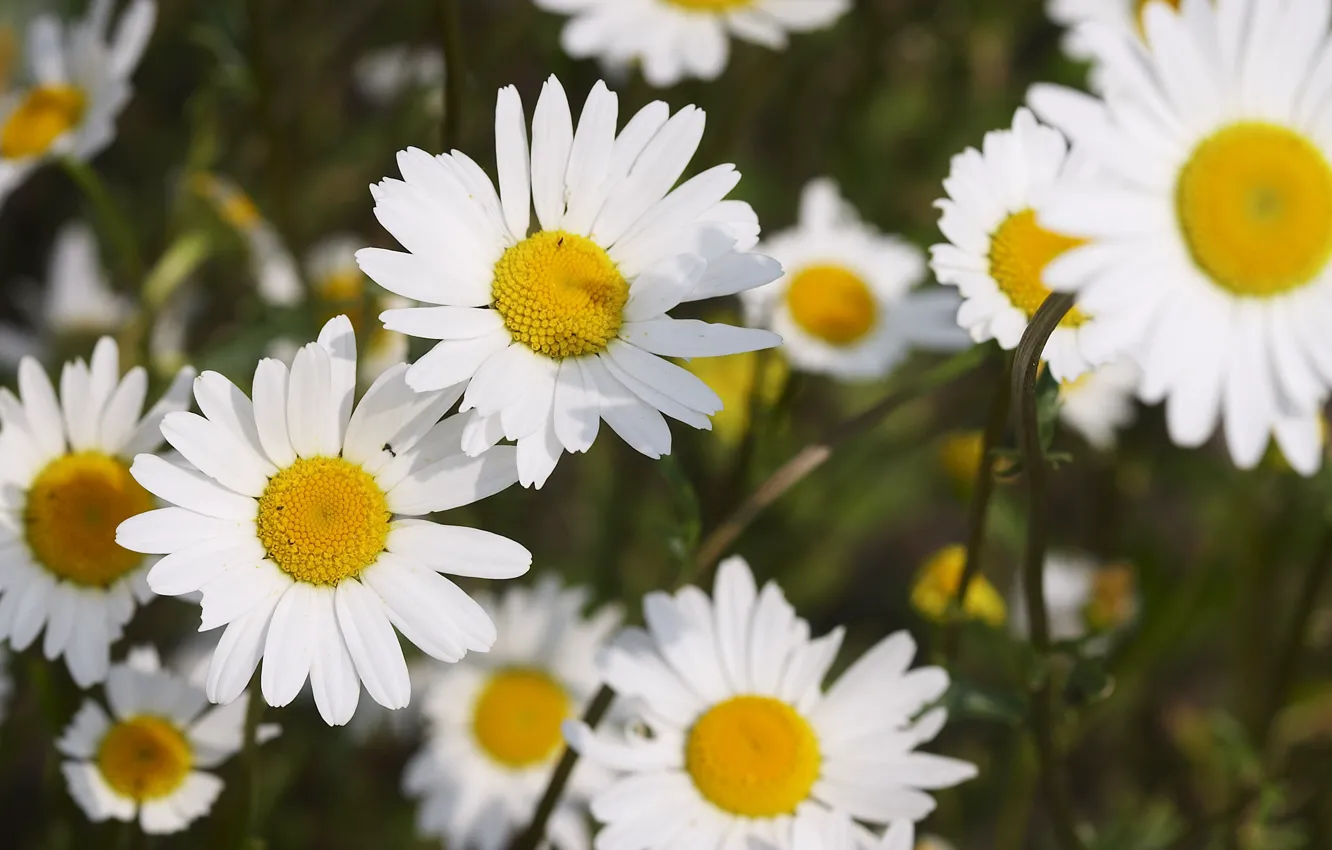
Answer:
[60,158,143,288]
[235,685,265,849]
[437,0,465,151]
[1259,519,1332,742]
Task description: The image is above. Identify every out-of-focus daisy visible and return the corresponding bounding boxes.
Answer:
[745,179,968,381]
[0,0,156,206]
[1046,0,1179,87]
[193,173,302,307]
[360,75,782,489]
[910,545,1007,628]
[931,107,1098,382]
[1030,0,1332,475]
[1058,358,1140,451]
[937,431,985,491]
[0,220,136,366]
[567,556,977,848]
[306,235,410,385]
[1011,554,1138,645]
[792,808,915,850]
[116,316,531,726]
[404,577,621,850]
[57,646,254,834]
[532,0,850,89]
[0,338,193,687]
[354,45,444,109]
[681,348,787,447]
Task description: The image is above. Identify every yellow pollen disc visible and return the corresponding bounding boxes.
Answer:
[1,84,87,160]
[1176,122,1332,298]
[492,231,629,359]
[471,668,572,769]
[25,452,154,587]
[988,209,1089,328]
[785,265,878,346]
[97,716,192,801]
[666,0,752,9]
[685,695,821,818]
[1084,564,1136,632]
[256,457,390,585]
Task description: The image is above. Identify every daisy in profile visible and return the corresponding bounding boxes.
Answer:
[1058,359,1140,451]
[193,173,303,307]
[0,337,193,687]
[0,0,156,206]
[58,646,259,834]
[931,107,1098,382]
[744,179,968,381]
[404,576,621,850]
[792,809,915,850]
[1030,0,1332,474]
[531,0,851,88]
[116,316,531,726]
[1011,554,1138,646]
[360,75,782,488]
[910,544,1007,628]
[566,556,977,848]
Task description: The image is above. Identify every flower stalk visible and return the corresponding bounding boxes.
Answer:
[438,0,466,151]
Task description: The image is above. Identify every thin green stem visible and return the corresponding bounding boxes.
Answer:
[437,0,465,151]
[234,684,265,850]
[60,157,143,288]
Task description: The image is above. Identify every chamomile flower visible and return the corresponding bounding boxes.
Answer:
[193,173,303,307]
[566,556,977,849]
[57,646,252,834]
[360,75,782,489]
[792,809,915,850]
[1058,358,1141,451]
[0,0,156,207]
[744,179,968,381]
[1029,0,1332,474]
[116,316,531,726]
[0,337,193,687]
[1047,0,1180,85]
[306,234,410,385]
[354,45,444,110]
[404,576,621,850]
[931,107,1098,382]
[910,545,1007,628]
[531,0,851,89]
[1011,554,1138,645]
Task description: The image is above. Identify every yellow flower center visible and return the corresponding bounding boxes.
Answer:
[785,265,878,346]
[1084,564,1136,632]
[1,84,87,160]
[471,668,572,769]
[316,269,367,334]
[685,695,821,818]
[255,457,390,586]
[989,209,1089,328]
[25,452,154,587]
[666,0,752,10]
[97,716,192,802]
[1176,122,1332,298]
[910,544,1008,627]
[492,230,628,360]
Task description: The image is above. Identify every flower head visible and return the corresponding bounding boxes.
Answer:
[910,545,1007,628]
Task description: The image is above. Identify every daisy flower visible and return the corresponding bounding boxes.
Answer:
[936,431,985,492]
[353,45,444,110]
[116,316,531,726]
[0,0,156,207]
[792,809,914,850]
[931,107,1099,382]
[566,556,977,849]
[682,348,787,447]
[910,544,1007,628]
[193,173,303,307]
[744,179,969,381]
[1030,0,1332,474]
[1047,0,1179,84]
[531,0,851,89]
[404,576,621,850]
[1058,358,1141,451]
[306,234,410,385]
[57,646,256,834]
[0,337,193,687]
[1011,554,1138,645]
[360,75,783,488]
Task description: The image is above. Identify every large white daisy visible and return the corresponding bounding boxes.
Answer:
[404,576,621,850]
[931,107,1099,382]
[0,337,192,687]
[57,646,254,834]
[565,556,976,850]
[0,0,155,207]
[1029,0,1332,474]
[531,0,850,89]
[359,75,783,489]
[744,178,968,380]
[115,315,532,726]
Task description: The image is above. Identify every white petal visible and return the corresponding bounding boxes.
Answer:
[334,578,410,710]
[260,583,317,708]
[387,519,532,579]
[306,585,361,726]
[496,85,532,241]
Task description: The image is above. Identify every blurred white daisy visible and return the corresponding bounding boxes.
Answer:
[193,173,303,307]
[566,556,976,849]
[931,107,1098,382]
[306,234,410,385]
[1030,0,1332,474]
[57,646,252,834]
[404,576,621,850]
[116,315,531,726]
[1046,0,1179,88]
[744,179,968,380]
[0,0,155,206]
[0,337,193,687]
[532,0,850,88]
[353,45,444,109]
[792,808,915,850]
[1011,553,1139,645]
[360,75,782,488]
[1058,358,1140,451]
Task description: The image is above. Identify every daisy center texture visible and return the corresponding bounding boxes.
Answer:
[0,84,87,159]
[785,265,878,345]
[1176,122,1332,298]
[255,457,390,586]
[97,716,192,801]
[988,209,1088,327]
[492,230,629,359]
[471,668,572,768]
[25,452,154,587]
[685,695,821,817]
